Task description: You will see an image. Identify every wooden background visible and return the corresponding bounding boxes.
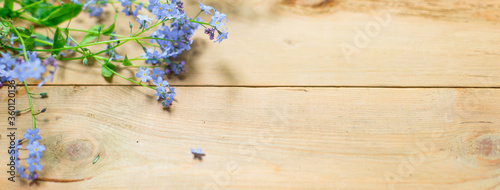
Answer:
[2,0,500,189]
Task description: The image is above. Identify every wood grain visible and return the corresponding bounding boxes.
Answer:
[20,0,500,87]
[2,86,500,189]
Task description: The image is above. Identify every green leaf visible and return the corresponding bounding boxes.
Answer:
[39,4,82,26]
[80,24,103,45]
[24,37,35,50]
[13,27,35,50]
[0,20,10,37]
[122,55,132,66]
[101,61,116,78]
[0,8,12,17]
[4,0,13,10]
[21,0,57,19]
[102,13,117,35]
[52,27,65,55]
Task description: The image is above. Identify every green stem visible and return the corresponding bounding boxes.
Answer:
[15,1,44,12]
[95,59,156,90]
[6,22,28,60]
[193,10,202,19]
[24,83,36,130]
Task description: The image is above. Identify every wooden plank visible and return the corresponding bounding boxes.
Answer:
[21,0,500,87]
[2,86,500,189]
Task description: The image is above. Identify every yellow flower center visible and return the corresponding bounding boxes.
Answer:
[31,134,34,137]
[143,73,146,76]
[159,84,163,87]
[168,8,171,11]
[33,163,37,165]
[33,68,37,71]
[167,97,170,100]
[160,7,162,10]
[34,148,38,151]
[215,21,219,24]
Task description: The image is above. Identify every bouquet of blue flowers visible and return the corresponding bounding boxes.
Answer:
[1,0,228,183]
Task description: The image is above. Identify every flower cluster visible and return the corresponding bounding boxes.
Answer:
[136,67,176,107]
[199,2,229,43]
[0,51,57,88]
[9,128,46,181]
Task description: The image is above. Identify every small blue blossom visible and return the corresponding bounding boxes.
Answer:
[136,67,152,82]
[191,148,205,160]
[27,141,46,158]
[26,157,43,173]
[199,1,214,15]
[210,11,228,30]
[153,76,169,92]
[23,128,41,143]
[142,49,161,64]
[137,14,153,29]
[215,28,228,43]
[154,88,165,100]
[133,3,143,17]
[170,61,185,75]
[147,0,159,11]
[17,166,27,179]
[88,6,103,18]
[118,0,131,7]
[151,67,165,81]
[163,93,174,106]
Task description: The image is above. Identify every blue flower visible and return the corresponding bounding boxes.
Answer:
[210,11,228,30]
[26,157,42,173]
[72,0,81,4]
[1,51,15,67]
[27,141,46,158]
[23,128,41,143]
[0,65,8,78]
[199,1,214,15]
[163,93,174,106]
[27,60,46,80]
[170,61,185,75]
[191,148,205,160]
[118,0,131,7]
[169,86,176,96]
[133,3,143,17]
[135,67,152,82]
[142,49,161,64]
[137,14,153,29]
[16,166,27,179]
[154,88,165,100]
[214,28,228,43]
[147,0,159,11]
[153,76,169,92]
[83,0,96,10]
[151,67,165,81]
[88,6,103,18]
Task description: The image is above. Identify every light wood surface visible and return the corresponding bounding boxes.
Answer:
[2,0,500,189]
[2,87,500,189]
[28,0,500,87]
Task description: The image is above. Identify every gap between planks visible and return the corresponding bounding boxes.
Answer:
[25,84,500,89]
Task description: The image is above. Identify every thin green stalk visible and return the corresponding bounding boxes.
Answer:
[95,59,156,90]
[24,83,36,130]
[6,22,28,60]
